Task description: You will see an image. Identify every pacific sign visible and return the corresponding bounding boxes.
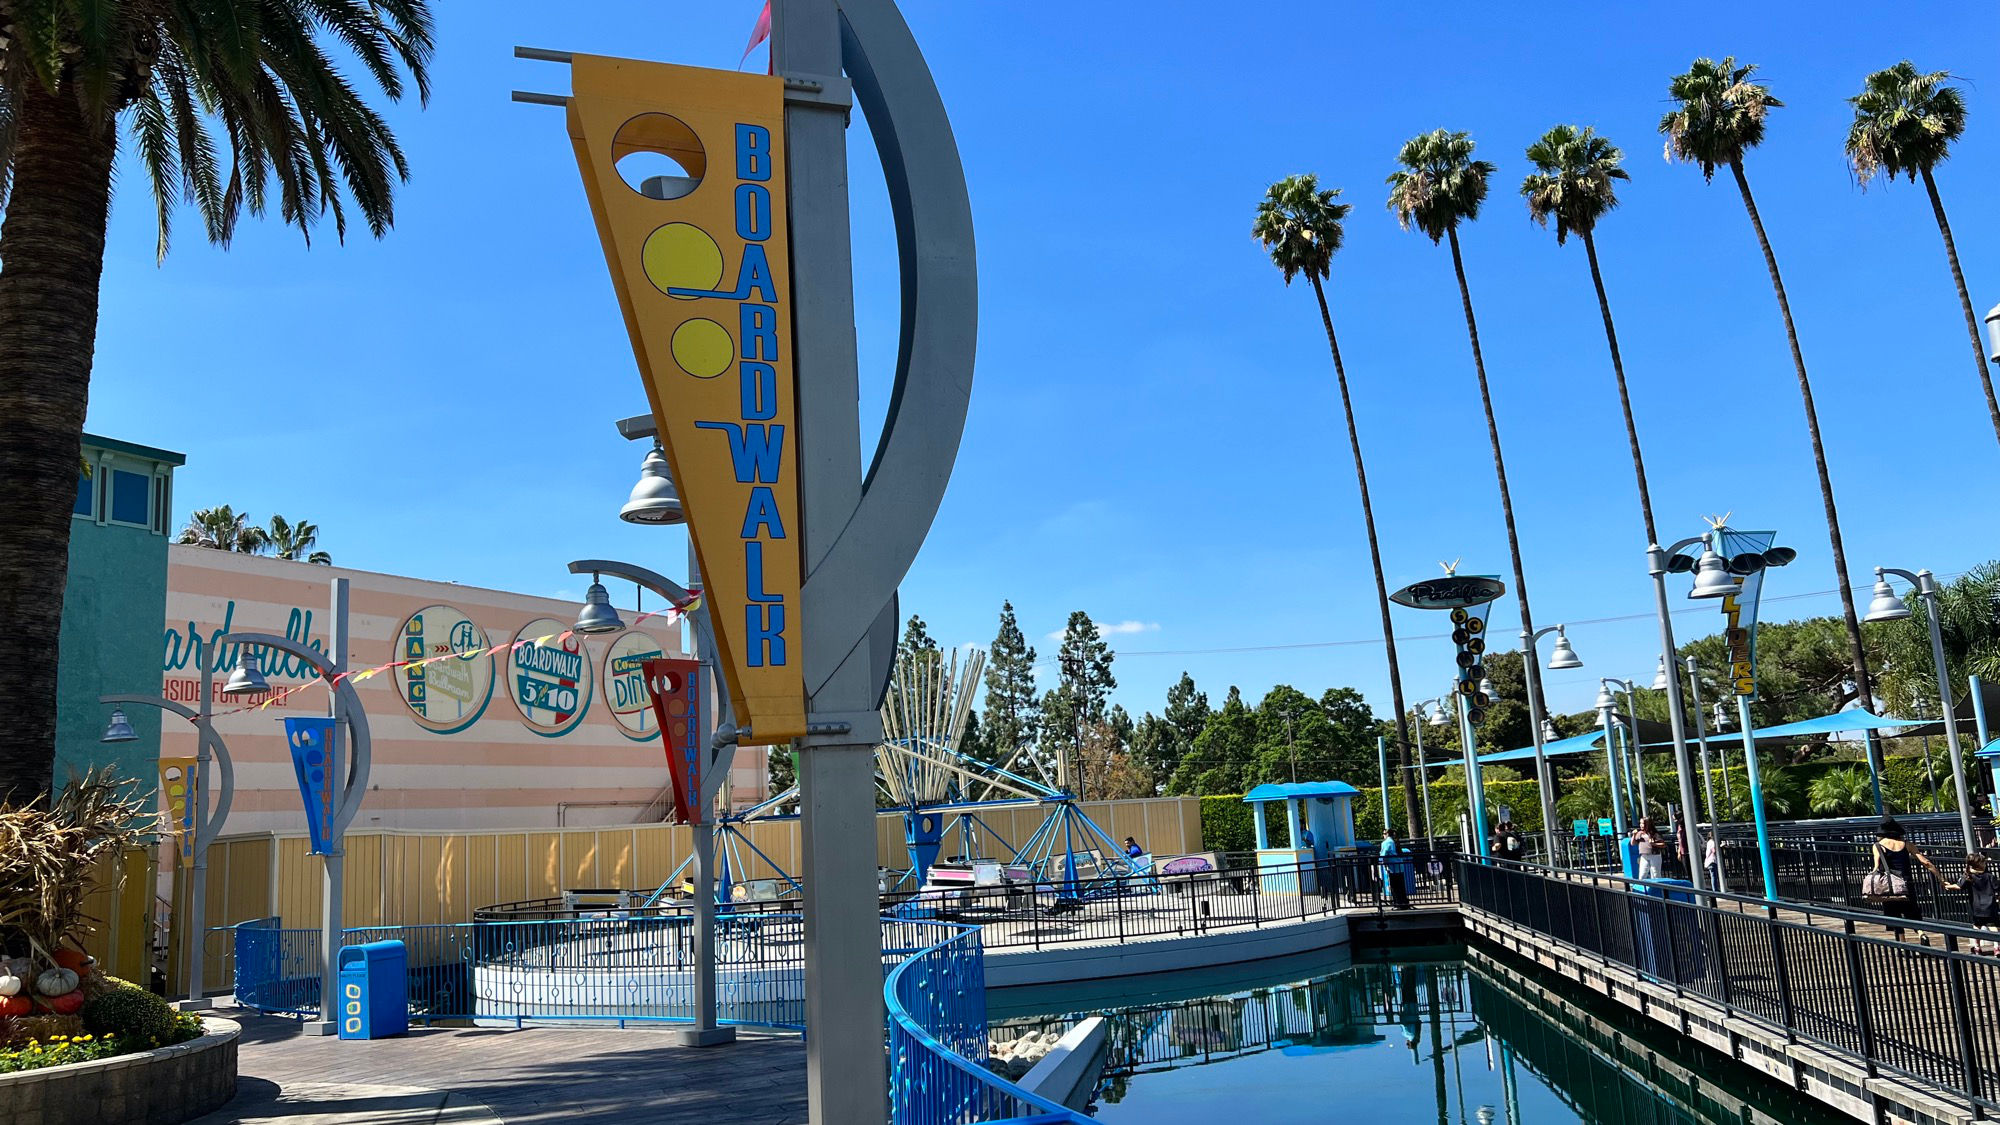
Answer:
[568,55,807,744]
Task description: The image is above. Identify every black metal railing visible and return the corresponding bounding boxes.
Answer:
[1460,855,2000,1114]
[877,852,1458,952]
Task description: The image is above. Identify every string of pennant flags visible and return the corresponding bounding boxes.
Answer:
[179,591,706,723]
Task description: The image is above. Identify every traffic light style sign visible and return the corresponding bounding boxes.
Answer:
[567,56,806,745]
[159,758,197,868]
[1451,608,1492,724]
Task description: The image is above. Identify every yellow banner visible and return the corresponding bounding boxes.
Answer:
[159,757,197,869]
[567,56,806,744]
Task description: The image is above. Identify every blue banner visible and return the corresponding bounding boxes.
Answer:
[1712,528,1776,700]
[284,717,339,854]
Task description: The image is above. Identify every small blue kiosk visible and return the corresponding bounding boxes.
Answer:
[1243,782,1358,895]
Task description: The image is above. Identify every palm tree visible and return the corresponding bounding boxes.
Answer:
[1660,58,1877,714]
[177,506,269,554]
[0,3,434,802]
[1385,131,1551,745]
[1846,62,1998,449]
[266,515,332,565]
[1253,174,1420,840]
[1521,126,1657,545]
[1809,765,1875,817]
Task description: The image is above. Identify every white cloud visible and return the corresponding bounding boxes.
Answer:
[1044,620,1162,642]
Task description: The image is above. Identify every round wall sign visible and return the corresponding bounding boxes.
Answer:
[605,630,667,740]
[393,605,494,734]
[508,617,593,736]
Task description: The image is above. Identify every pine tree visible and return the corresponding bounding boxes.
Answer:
[1042,611,1117,790]
[981,601,1041,774]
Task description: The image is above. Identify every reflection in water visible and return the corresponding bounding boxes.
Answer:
[991,953,1844,1124]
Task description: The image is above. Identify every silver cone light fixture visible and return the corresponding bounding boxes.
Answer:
[100,710,137,744]
[1689,536,1741,600]
[1546,627,1582,671]
[1864,568,1912,623]
[222,649,269,696]
[574,575,627,634]
[1652,656,1671,691]
[620,444,686,525]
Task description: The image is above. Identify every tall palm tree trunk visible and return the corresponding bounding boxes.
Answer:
[1581,230,1659,546]
[1443,229,1546,728]
[1919,167,2000,449]
[1727,160,1875,711]
[0,83,118,803]
[1308,274,1421,840]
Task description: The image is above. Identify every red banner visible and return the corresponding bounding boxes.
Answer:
[644,659,705,825]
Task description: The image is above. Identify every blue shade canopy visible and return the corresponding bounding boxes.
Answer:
[1975,739,2000,760]
[1477,730,1606,765]
[1675,708,1927,747]
[1243,781,1360,804]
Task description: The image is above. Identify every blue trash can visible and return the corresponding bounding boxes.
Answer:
[337,940,409,1040]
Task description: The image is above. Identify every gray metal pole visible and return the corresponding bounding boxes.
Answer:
[1649,547,1708,890]
[1458,693,1490,856]
[1684,657,1726,893]
[1412,710,1434,843]
[1919,576,1977,852]
[1598,701,1627,838]
[311,578,350,1036]
[1620,683,1649,819]
[1518,629,1559,867]
[779,2,886,1119]
[186,660,216,1008]
[680,540,733,1046]
[1737,695,1778,899]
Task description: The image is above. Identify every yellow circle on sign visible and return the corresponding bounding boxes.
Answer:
[672,319,733,378]
[643,223,723,298]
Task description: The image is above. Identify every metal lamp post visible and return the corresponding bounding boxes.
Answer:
[1683,536,1779,898]
[1681,657,1727,892]
[1602,678,1647,818]
[1520,624,1583,867]
[1411,700,1449,843]
[1645,533,1733,892]
[567,554,737,1047]
[216,577,370,1035]
[1866,567,1977,851]
[99,657,241,1009]
[1593,685,1628,839]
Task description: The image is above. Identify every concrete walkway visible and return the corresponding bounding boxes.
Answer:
[193,1009,806,1125]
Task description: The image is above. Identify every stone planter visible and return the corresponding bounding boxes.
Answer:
[0,1016,239,1125]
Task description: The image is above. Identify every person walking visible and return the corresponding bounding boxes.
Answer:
[1867,816,1944,943]
[1948,853,2000,954]
[1632,817,1667,880]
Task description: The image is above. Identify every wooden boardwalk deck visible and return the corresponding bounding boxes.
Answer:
[215,1009,808,1125]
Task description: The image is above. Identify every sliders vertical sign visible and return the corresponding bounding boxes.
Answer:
[568,55,806,745]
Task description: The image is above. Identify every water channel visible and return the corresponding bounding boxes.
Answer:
[990,945,1849,1124]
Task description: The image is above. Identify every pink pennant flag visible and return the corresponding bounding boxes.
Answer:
[741,1,772,68]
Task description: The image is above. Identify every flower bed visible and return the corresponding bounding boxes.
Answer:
[0,1015,238,1125]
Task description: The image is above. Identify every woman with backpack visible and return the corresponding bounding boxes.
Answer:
[1865,817,1944,943]
[1947,853,2000,954]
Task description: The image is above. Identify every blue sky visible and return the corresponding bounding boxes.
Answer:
[84,1,2000,733]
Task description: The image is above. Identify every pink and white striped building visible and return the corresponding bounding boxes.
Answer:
[161,547,770,831]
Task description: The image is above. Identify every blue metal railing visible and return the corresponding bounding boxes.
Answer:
[884,920,1088,1125]
[229,918,321,1016]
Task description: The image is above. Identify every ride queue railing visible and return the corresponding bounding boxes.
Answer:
[1459,855,2000,1114]
[884,920,1088,1125]
[880,851,1456,951]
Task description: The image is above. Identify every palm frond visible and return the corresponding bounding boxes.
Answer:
[1386,129,1491,243]
[1660,56,1781,180]
[1845,60,1965,187]
[1252,173,1347,286]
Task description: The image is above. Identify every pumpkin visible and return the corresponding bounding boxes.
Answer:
[0,995,29,1018]
[52,949,92,974]
[35,968,78,997]
[0,974,19,997]
[43,991,85,1016]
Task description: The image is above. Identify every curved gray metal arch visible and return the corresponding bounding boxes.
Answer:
[798,0,977,695]
[99,691,236,841]
[224,632,372,832]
